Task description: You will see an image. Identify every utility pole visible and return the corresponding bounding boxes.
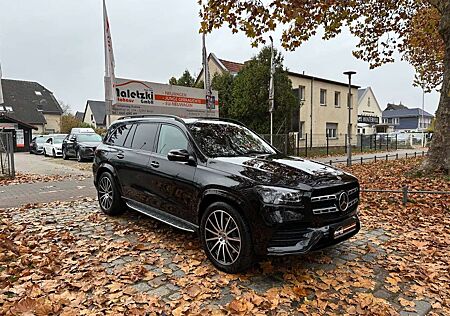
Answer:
[421,87,425,147]
[269,36,275,145]
[344,71,356,166]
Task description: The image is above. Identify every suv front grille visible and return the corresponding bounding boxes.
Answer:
[311,184,359,216]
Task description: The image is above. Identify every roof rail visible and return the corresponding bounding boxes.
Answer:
[193,116,245,126]
[117,114,184,123]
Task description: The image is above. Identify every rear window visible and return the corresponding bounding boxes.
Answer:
[77,133,102,142]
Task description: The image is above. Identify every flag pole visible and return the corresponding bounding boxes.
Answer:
[103,0,114,127]
[269,36,275,145]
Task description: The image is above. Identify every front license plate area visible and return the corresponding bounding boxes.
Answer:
[333,221,357,239]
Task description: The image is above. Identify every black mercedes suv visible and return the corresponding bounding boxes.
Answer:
[93,115,360,273]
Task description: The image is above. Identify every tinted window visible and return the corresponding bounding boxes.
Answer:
[131,123,158,151]
[157,125,188,156]
[77,134,102,142]
[108,124,132,147]
[187,121,276,157]
[123,124,137,148]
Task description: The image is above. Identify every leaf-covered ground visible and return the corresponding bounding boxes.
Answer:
[0,158,449,315]
[0,173,88,187]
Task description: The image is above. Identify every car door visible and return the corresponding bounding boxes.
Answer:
[44,137,52,154]
[147,124,198,222]
[113,122,159,204]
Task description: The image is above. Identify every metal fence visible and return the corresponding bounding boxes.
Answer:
[327,150,428,166]
[361,186,450,206]
[261,132,430,157]
[0,132,15,178]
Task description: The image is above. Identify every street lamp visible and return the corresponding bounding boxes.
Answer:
[344,71,356,166]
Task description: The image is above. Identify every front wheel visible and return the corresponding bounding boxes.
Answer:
[97,172,125,216]
[52,149,56,158]
[200,202,254,273]
[76,150,83,162]
[62,148,69,160]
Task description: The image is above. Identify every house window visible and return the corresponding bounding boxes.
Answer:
[4,106,13,112]
[334,91,341,107]
[299,121,305,139]
[367,97,371,107]
[298,86,306,102]
[320,89,327,106]
[35,91,42,96]
[91,114,94,122]
[326,123,338,138]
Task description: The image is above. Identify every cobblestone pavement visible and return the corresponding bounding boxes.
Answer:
[0,178,95,208]
[1,199,439,315]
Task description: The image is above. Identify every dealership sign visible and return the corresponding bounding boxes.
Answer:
[358,115,379,124]
[109,78,219,118]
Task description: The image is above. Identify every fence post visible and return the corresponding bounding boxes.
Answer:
[422,151,424,157]
[305,133,308,157]
[402,186,408,205]
[326,134,329,156]
[387,135,389,151]
[375,136,377,150]
[361,157,363,164]
[395,134,398,150]
[396,153,398,160]
[406,152,408,159]
[415,152,417,158]
[374,156,377,162]
[284,133,288,155]
[344,134,347,154]
[369,135,372,150]
[386,154,388,161]
[330,160,332,166]
[360,134,363,153]
[297,132,300,156]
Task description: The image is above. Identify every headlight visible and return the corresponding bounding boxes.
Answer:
[255,186,306,205]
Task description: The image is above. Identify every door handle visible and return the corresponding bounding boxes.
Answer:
[150,161,159,168]
[116,153,124,159]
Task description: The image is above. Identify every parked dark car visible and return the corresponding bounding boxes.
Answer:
[93,115,360,273]
[29,135,51,154]
[62,130,102,162]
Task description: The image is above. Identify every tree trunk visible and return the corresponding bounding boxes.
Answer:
[423,3,450,174]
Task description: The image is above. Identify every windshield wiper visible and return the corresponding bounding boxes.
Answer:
[244,150,271,156]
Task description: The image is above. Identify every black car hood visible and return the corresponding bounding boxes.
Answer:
[78,142,101,147]
[208,154,357,189]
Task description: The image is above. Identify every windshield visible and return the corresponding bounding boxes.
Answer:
[187,121,276,157]
[77,133,102,142]
[53,137,65,144]
[36,137,48,144]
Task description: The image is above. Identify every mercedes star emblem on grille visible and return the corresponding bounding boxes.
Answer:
[338,192,349,211]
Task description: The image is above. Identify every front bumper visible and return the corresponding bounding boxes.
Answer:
[79,147,96,159]
[266,215,360,255]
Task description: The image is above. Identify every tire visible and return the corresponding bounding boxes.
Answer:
[52,149,56,158]
[97,172,125,216]
[43,149,48,157]
[63,148,69,160]
[76,150,83,162]
[200,202,254,273]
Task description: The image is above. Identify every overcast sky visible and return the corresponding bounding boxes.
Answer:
[0,0,440,115]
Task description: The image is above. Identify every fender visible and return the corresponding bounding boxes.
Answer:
[95,162,123,195]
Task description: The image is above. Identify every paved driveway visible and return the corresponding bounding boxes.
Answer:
[14,152,91,176]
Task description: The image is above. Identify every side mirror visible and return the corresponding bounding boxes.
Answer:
[70,137,76,142]
[167,149,191,163]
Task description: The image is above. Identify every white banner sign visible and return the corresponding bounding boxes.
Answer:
[109,78,219,118]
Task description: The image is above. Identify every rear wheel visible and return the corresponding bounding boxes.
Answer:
[97,172,125,216]
[200,202,254,273]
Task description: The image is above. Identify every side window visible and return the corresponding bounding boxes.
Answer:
[131,123,158,151]
[107,124,132,147]
[157,125,188,156]
[123,124,137,148]
[46,138,52,144]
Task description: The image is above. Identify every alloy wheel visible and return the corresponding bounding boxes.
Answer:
[98,176,113,210]
[204,210,242,265]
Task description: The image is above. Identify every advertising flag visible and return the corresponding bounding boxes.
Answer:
[268,38,275,113]
[202,34,215,110]
[103,0,115,108]
[0,62,4,105]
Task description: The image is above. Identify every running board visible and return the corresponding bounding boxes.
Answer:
[124,199,198,233]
